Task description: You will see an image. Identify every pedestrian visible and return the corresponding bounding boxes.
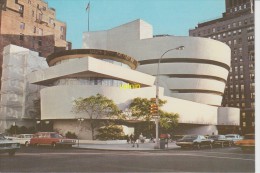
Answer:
[130,134,134,147]
[139,133,144,143]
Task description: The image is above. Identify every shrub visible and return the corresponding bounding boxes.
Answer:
[96,125,125,140]
[65,131,78,139]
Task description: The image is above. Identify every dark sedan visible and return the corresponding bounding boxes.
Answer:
[176,135,213,149]
[208,135,232,147]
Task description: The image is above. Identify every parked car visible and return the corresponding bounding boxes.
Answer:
[10,134,34,147]
[176,135,214,149]
[208,135,232,147]
[234,134,255,151]
[0,134,20,156]
[225,134,243,144]
[30,132,76,148]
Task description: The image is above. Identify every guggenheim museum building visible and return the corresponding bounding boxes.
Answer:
[8,19,239,139]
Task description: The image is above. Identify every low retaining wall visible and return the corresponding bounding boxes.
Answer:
[78,140,127,144]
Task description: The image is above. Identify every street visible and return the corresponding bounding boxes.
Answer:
[0,146,255,172]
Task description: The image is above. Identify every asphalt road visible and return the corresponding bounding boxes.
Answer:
[0,146,255,172]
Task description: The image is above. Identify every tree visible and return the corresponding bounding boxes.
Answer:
[129,97,179,135]
[72,94,121,140]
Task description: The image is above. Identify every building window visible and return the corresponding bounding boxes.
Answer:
[49,18,54,24]
[18,4,23,13]
[251,102,255,108]
[238,21,242,26]
[223,33,226,37]
[234,39,237,44]
[233,22,236,27]
[19,33,24,41]
[228,32,231,36]
[244,19,247,24]
[38,28,43,36]
[228,40,231,45]
[38,39,42,46]
[244,4,247,9]
[228,24,231,29]
[60,34,64,40]
[60,26,64,32]
[242,122,246,127]
[251,93,255,99]
[218,34,221,39]
[242,112,246,118]
[38,13,42,21]
[32,10,34,17]
[239,65,243,71]
[240,74,244,80]
[33,26,36,33]
[242,103,245,107]
[252,122,255,126]
[20,22,25,30]
[212,28,216,33]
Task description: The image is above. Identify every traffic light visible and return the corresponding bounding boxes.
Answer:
[150,103,158,114]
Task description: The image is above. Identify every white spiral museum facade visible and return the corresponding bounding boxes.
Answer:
[83,19,231,106]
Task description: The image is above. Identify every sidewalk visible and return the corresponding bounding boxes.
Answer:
[73,141,180,151]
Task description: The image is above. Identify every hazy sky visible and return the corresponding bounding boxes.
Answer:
[45,0,225,49]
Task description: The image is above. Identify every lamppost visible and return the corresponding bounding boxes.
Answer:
[155,46,184,149]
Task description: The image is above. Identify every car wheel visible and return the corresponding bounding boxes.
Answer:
[8,150,16,156]
[25,141,29,147]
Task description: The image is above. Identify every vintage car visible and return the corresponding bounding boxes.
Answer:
[176,135,214,149]
[208,135,233,147]
[30,132,76,148]
[225,134,243,144]
[0,134,20,156]
[234,134,255,151]
[10,134,34,147]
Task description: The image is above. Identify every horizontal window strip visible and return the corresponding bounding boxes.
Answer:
[170,89,223,96]
[167,74,227,83]
[138,58,230,70]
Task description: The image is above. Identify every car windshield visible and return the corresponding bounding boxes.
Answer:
[50,133,63,138]
[244,134,255,139]
[226,135,235,138]
[208,136,219,139]
[182,135,197,140]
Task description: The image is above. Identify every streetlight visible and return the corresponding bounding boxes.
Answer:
[155,46,184,149]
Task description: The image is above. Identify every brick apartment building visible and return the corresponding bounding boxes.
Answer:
[0,0,71,85]
[189,0,254,134]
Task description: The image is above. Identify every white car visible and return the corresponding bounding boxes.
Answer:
[9,134,34,147]
[225,134,243,144]
[0,134,20,156]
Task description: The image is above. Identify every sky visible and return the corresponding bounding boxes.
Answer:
[44,0,225,49]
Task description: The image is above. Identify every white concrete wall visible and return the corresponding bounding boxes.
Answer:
[28,57,155,86]
[82,19,231,106]
[40,85,219,125]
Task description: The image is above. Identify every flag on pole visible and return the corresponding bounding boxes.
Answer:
[86,2,90,12]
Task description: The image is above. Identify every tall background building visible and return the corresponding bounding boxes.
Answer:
[0,0,71,86]
[189,0,255,134]
[0,0,71,132]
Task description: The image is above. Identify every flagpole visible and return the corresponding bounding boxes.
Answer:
[88,2,90,32]
[86,2,90,32]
